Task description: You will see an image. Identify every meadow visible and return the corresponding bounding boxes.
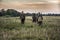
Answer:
[0,16,60,40]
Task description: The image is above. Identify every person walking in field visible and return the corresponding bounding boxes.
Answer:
[32,13,38,23]
[20,11,25,24]
[37,12,43,26]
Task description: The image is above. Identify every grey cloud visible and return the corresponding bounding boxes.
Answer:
[0,0,2,2]
[1,0,48,2]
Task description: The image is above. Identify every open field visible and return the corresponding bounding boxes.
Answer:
[0,16,60,40]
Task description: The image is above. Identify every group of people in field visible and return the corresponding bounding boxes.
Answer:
[20,11,43,26]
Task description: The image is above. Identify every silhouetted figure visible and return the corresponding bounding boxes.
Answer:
[37,12,43,26]
[20,11,25,24]
[32,13,38,23]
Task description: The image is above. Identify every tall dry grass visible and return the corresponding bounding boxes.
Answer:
[0,16,60,40]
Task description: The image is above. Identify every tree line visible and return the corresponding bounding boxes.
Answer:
[0,9,60,17]
[0,9,20,17]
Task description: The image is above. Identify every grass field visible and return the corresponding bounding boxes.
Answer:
[0,16,60,40]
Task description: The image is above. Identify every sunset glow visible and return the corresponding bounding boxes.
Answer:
[0,0,60,13]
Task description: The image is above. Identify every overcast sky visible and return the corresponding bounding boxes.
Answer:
[0,0,59,3]
[0,0,60,13]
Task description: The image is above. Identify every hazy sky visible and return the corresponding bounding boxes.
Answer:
[0,0,60,13]
[0,0,58,2]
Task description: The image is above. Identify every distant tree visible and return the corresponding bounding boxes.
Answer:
[0,12,2,16]
[26,13,32,16]
[6,9,21,17]
[1,9,6,16]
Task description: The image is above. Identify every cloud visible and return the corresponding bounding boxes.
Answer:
[0,2,59,9]
[0,0,59,13]
[1,0,59,3]
[0,0,2,2]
